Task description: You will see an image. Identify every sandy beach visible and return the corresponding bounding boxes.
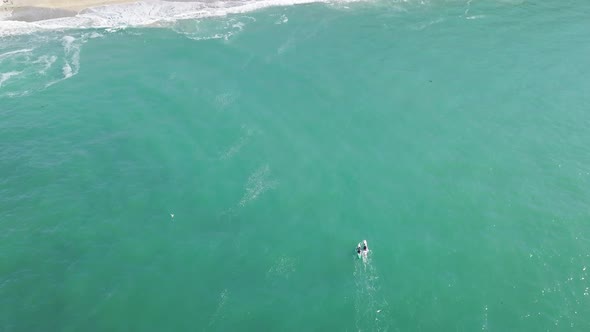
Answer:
[1,0,137,21]
[3,0,136,11]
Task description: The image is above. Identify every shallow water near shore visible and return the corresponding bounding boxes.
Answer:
[2,1,590,331]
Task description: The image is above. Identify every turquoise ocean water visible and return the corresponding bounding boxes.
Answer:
[2,0,590,331]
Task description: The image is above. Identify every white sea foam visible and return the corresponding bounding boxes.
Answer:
[46,35,83,86]
[61,35,79,79]
[4,90,30,97]
[0,0,356,37]
[33,55,57,74]
[0,33,92,97]
[0,71,20,88]
[412,17,444,30]
[220,124,256,160]
[266,256,297,279]
[88,31,104,38]
[0,48,33,61]
[275,13,288,24]
[208,288,229,327]
[353,249,390,332]
[172,15,255,41]
[238,164,277,207]
[466,14,485,20]
[276,37,293,54]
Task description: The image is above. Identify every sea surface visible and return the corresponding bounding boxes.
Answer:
[2,0,590,331]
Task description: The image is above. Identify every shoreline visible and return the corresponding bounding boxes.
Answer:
[2,0,136,11]
[1,0,137,21]
[0,0,324,32]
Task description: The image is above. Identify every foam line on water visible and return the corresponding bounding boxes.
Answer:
[220,124,255,160]
[238,164,277,207]
[61,35,80,79]
[0,70,21,87]
[0,48,33,61]
[33,55,58,74]
[0,32,92,98]
[208,288,229,326]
